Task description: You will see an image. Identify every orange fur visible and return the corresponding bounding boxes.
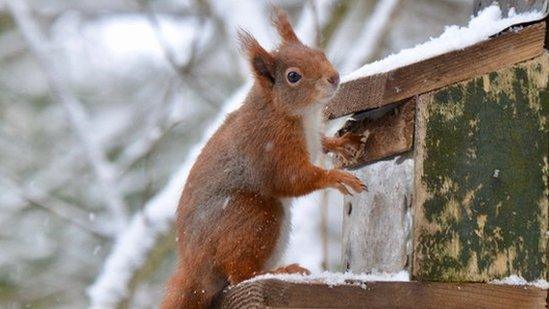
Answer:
[322,132,365,160]
[272,7,301,44]
[161,8,365,309]
[264,263,311,275]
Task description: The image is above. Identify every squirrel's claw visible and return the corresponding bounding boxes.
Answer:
[329,170,366,195]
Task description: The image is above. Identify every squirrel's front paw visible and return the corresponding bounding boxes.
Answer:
[330,132,370,166]
[339,132,366,149]
[327,169,367,195]
[272,263,311,275]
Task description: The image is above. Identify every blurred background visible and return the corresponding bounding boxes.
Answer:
[0,0,474,307]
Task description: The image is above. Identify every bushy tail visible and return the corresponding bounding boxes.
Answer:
[161,266,226,309]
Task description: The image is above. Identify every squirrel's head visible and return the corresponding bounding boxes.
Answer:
[238,8,339,116]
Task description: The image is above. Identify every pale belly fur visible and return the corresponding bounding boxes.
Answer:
[263,104,324,270]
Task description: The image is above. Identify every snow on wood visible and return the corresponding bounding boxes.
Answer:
[241,270,410,287]
[343,5,546,82]
[222,279,547,308]
[326,22,546,120]
[490,275,549,289]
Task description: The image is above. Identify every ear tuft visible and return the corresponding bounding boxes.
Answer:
[237,28,276,86]
[271,6,301,44]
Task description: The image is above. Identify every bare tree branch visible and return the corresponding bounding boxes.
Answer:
[137,0,223,109]
[308,0,322,48]
[116,80,181,172]
[0,30,26,60]
[7,0,129,231]
[341,0,400,73]
[0,173,111,238]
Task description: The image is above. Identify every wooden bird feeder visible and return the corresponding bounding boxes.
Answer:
[219,1,549,307]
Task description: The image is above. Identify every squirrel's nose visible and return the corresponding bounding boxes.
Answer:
[327,73,340,86]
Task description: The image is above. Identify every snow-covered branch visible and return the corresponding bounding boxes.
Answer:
[7,0,129,230]
[0,173,111,238]
[343,5,545,81]
[139,0,223,109]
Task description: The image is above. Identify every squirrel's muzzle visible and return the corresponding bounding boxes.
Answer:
[327,73,340,86]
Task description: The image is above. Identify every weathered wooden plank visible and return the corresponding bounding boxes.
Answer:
[325,22,546,119]
[473,0,548,16]
[333,98,415,169]
[341,154,413,274]
[219,280,548,308]
[413,52,548,282]
[334,101,414,274]
[545,15,548,48]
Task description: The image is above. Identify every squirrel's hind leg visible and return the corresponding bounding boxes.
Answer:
[262,263,311,275]
[215,192,284,285]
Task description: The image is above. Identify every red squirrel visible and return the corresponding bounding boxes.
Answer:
[161,9,366,308]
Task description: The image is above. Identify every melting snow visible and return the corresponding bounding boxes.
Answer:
[490,275,549,289]
[343,5,546,82]
[241,270,410,287]
[222,196,231,209]
[264,141,274,152]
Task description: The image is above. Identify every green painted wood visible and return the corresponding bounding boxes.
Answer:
[413,52,549,282]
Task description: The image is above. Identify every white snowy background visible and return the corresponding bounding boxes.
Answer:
[0,0,491,307]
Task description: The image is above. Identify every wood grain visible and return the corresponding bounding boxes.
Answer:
[219,280,548,308]
[333,98,415,169]
[325,22,546,119]
[341,154,413,274]
[412,53,549,282]
[545,12,548,48]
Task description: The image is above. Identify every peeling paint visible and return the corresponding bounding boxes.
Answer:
[413,53,549,282]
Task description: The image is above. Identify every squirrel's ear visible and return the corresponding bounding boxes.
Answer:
[272,7,301,44]
[238,29,276,86]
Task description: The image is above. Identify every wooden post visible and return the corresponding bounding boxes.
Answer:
[413,52,549,282]
[342,155,413,273]
[337,100,415,273]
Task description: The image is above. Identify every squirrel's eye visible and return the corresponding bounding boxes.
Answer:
[287,71,302,83]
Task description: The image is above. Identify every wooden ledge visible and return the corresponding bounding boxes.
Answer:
[218,279,548,308]
[334,98,415,168]
[325,21,546,119]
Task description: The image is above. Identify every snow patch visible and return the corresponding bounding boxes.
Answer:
[222,196,231,210]
[343,5,546,82]
[490,275,549,289]
[241,270,410,287]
